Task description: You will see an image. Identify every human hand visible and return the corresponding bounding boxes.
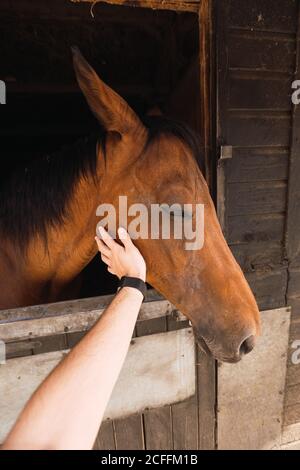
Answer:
[95,227,146,282]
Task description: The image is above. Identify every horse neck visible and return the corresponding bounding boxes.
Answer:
[36,172,101,282]
[1,172,101,309]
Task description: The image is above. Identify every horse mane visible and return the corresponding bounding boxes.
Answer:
[143,115,203,167]
[0,116,202,250]
[0,133,103,249]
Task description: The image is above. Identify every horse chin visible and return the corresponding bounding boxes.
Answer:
[194,331,242,364]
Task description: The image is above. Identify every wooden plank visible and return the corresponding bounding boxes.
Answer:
[0,293,115,323]
[283,3,300,434]
[6,334,69,359]
[216,0,230,148]
[136,316,167,337]
[0,289,166,323]
[134,315,168,451]
[217,159,228,237]
[228,180,287,216]
[166,314,198,450]
[287,299,300,332]
[227,112,291,147]
[230,242,283,272]
[287,268,300,298]
[228,0,297,33]
[137,312,172,450]
[31,334,68,356]
[66,331,86,349]
[218,307,291,450]
[0,299,174,341]
[167,313,189,332]
[197,350,216,449]
[286,3,300,265]
[228,213,285,245]
[71,0,200,13]
[171,396,198,450]
[0,295,181,342]
[228,30,295,72]
[229,74,292,110]
[6,340,36,359]
[288,297,300,321]
[114,415,144,450]
[245,269,288,310]
[199,0,213,187]
[290,253,300,270]
[94,420,116,450]
[143,408,173,450]
[227,147,289,183]
[0,328,195,442]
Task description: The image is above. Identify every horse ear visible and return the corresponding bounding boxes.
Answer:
[71,46,145,136]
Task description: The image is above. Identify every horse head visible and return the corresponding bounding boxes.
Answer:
[72,47,260,363]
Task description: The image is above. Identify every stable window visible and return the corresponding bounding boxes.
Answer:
[0,0,213,450]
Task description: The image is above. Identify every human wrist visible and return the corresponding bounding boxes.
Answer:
[124,269,146,282]
[122,286,144,301]
[118,276,147,300]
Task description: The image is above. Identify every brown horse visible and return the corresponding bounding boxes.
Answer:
[0,47,260,363]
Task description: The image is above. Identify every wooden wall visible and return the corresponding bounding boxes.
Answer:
[216,0,300,445]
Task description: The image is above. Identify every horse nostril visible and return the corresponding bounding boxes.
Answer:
[239,335,255,356]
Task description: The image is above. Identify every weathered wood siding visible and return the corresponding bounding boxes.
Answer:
[285,4,300,439]
[217,0,300,445]
[72,0,201,13]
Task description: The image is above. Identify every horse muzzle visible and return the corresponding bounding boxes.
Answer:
[192,327,257,364]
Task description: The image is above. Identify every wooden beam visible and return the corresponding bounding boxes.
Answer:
[199,0,213,187]
[0,291,186,342]
[196,3,218,447]
[283,3,300,445]
[70,0,200,13]
[286,4,300,266]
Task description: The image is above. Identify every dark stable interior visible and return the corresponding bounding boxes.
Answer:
[0,0,200,298]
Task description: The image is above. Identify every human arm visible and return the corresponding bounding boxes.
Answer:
[2,227,146,450]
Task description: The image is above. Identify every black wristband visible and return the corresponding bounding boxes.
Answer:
[118,276,147,300]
